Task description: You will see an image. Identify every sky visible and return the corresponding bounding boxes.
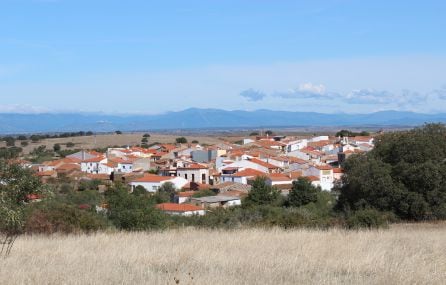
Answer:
[1,0,446,114]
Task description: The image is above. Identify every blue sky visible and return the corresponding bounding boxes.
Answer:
[1,0,446,114]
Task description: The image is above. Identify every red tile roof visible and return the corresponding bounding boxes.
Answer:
[176,191,196,197]
[133,174,172,183]
[177,163,208,169]
[249,158,279,169]
[156,203,203,212]
[233,168,266,177]
[268,173,292,182]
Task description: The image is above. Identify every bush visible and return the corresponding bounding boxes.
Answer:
[175,137,187,144]
[24,201,108,234]
[192,189,216,198]
[106,186,166,230]
[287,177,320,207]
[243,177,282,207]
[346,209,387,229]
[53,143,61,152]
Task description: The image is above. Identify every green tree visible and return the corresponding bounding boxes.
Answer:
[176,137,187,144]
[143,133,151,138]
[244,177,281,206]
[53,143,61,152]
[249,131,259,136]
[0,160,49,256]
[105,185,166,230]
[115,130,122,135]
[4,137,15,147]
[287,177,320,207]
[336,124,446,220]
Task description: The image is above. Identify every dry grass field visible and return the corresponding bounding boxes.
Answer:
[2,132,234,154]
[1,224,445,285]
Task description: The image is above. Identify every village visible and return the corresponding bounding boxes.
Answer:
[18,132,375,216]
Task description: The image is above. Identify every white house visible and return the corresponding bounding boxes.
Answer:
[81,156,107,174]
[220,168,266,185]
[130,174,188,192]
[176,163,210,184]
[303,164,334,191]
[266,173,293,186]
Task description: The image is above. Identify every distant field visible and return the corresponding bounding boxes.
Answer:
[1,223,445,285]
[1,132,238,154]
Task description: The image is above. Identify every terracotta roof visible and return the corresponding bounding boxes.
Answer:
[132,174,172,183]
[37,170,56,176]
[333,168,344,173]
[306,176,320,182]
[82,156,105,163]
[176,191,196,197]
[177,163,208,170]
[268,173,292,182]
[288,171,303,179]
[232,168,266,177]
[314,164,333,171]
[249,158,279,169]
[156,203,203,212]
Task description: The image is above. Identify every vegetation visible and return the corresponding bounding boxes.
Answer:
[0,160,48,256]
[335,129,370,137]
[105,184,165,230]
[0,147,22,159]
[1,225,445,284]
[287,177,320,207]
[244,177,282,207]
[175,137,187,144]
[336,123,446,221]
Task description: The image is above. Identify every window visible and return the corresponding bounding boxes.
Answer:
[191,174,195,182]
[202,174,206,183]
[185,174,188,179]
[152,186,159,191]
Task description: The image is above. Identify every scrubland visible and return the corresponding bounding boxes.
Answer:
[1,223,445,285]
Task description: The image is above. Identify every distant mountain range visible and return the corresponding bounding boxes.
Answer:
[1,108,446,134]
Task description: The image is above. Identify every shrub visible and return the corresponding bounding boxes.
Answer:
[24,201,108,234]
[346,209,387,229]
[175,137,187,144]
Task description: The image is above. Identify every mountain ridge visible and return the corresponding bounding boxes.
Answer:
[1,108,445,134]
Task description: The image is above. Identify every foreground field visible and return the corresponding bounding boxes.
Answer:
[1,224,445,285]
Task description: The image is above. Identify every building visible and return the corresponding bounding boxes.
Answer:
[156,203,206,216]
[190,195,241,208]
[129,174,188,192]
[176,163,210,184]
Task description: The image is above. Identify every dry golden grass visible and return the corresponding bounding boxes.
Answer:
[8,133,229,154]
[1,224,445,284]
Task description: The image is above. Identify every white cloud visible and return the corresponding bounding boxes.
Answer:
[0,104,49,114]
[239,89,267,101]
